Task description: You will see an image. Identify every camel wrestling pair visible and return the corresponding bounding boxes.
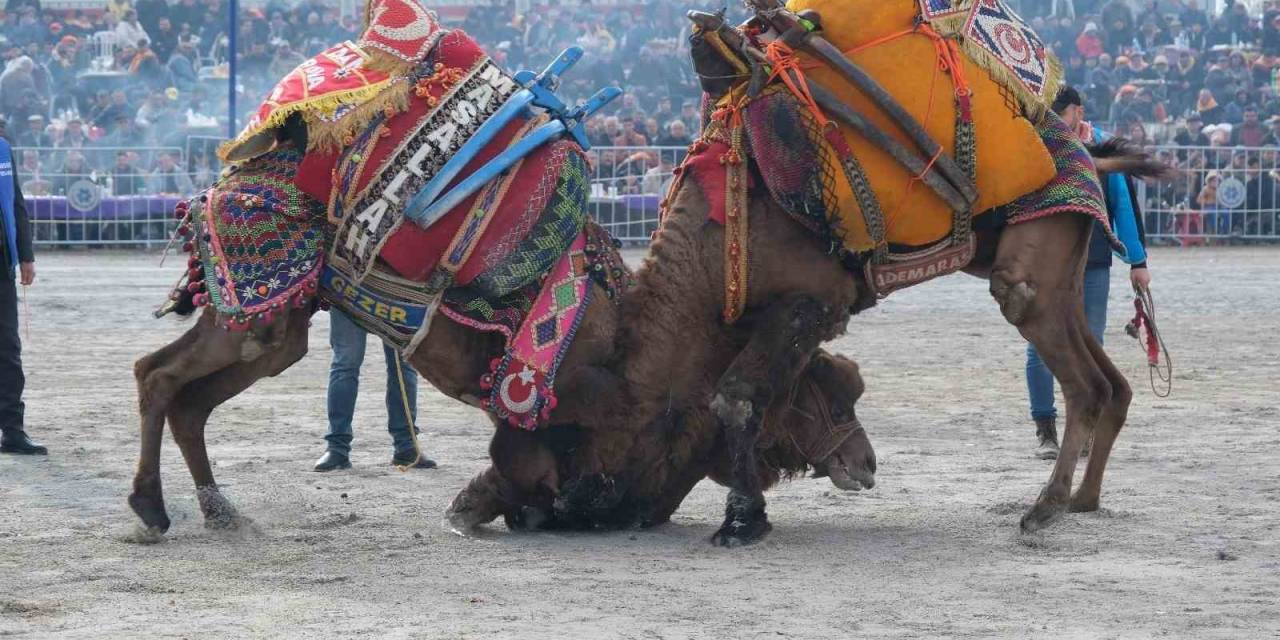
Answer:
[131,0,1165,546]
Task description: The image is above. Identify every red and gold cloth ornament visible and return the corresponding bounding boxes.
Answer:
[358,0,444,64]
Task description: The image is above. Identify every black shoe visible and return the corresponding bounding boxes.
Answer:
[1034,417,1059,460]
[0,430,48,455]
[392,451,437,469]
[313,451,351,472]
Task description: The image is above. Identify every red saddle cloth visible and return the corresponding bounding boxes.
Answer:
[294,30,571,285]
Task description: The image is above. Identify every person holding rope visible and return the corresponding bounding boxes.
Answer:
[312,308,437,471]
[1027,86,1152,460]
[0,124,44,455]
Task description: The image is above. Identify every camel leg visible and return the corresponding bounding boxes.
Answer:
[446,466,515,533]
[1070,331,1132,512]
[709,294,837,546]
[166,309,310,529]
[447,424,562,532]
[989,214,1123,532]
[130,312,244,533]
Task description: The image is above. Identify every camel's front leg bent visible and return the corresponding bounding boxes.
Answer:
[130,308,310,534]
[710,295,843,546]
[130,312,242,533]
[168,307,310,529]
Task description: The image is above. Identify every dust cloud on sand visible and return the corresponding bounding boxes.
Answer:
[1,248,1277,638]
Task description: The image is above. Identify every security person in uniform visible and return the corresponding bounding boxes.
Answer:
[0,128,44,454]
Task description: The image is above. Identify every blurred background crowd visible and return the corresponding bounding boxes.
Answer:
[2,0,1279,242]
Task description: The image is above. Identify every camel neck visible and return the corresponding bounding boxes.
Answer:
[613,183,724,409]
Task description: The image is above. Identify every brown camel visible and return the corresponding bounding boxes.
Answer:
[443,349,875,532]
[131,12,1142,544]
[129,191,876,537]
[131,131,1132,546]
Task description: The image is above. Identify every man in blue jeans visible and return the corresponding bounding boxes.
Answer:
[313,309,437,471]
[1028,87,1152,460]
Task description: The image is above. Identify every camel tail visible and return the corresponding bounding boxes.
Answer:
[1087,137,1176,180]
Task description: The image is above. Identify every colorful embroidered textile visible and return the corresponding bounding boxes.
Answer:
[1006,111,1122,252]
[328,42,517,281]
[464,150,588,298]
[911,0,1063,122]
[163,149,327,328]
[772,0,1056,251]
[358,0,444,66]
[219,42,393,162]
[963,0,1058,115]
[433,142,589,335]
[740,88,844,247]
[918,0,966,20]
[479,233,592,430]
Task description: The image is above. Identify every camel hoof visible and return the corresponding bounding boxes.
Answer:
[445,494,501,534]
[122,524,168,545]
[196,486,247,530]
[710,517,772,547]
[504,506,553,531]
[1068,493,1100,513]
[1020,499,1066,534]
[127,492,171,534]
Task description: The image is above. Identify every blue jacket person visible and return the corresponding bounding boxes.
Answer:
[0,134,45,455]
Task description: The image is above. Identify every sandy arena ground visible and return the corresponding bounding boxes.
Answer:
[1,246,1277,638]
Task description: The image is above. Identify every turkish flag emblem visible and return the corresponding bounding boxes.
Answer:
[498,363,544,416]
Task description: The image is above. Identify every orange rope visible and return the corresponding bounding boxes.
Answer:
[765,24,974,236]
[820,23,971,234]
[764,41,831,129]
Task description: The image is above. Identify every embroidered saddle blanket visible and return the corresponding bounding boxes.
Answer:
[157,149,328,327]
[161,5,625,430]
[726,0,1063,252]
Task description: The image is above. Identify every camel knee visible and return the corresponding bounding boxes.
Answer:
[1110,375,1133,411]
[990,277,1037,326]
[1065,375,1113,424]
[711,378,758,430]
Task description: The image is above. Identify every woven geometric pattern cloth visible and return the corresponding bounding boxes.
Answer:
[1005,110,1123,252]
[963,0,1058,111]
[776,0,1057,250]
[742,89,845,247]
[478,232,592,430]
[438,145,589,332]
[918,0,966,20]
[183,148,328,326]
[464,149,589,299]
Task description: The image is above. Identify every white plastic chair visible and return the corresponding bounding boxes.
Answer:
[90,31,118,70]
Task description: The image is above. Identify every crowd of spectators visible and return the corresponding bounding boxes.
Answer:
[1013,0,1280,241]
[3,0,1280,239]
[1017,1,1280,139]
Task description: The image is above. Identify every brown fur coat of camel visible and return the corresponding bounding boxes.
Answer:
[129,196,878,539]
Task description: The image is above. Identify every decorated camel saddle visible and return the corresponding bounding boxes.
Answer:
[159,0,627,430]
[684,0,1120,315]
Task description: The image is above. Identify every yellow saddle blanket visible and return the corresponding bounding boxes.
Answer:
[777,0,1059,250]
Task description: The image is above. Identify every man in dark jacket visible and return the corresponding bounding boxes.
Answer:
[0,131,44,454]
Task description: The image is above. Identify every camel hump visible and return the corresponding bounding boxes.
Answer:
[759,0,1060,250]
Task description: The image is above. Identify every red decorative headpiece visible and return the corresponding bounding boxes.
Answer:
[358,0,444,64]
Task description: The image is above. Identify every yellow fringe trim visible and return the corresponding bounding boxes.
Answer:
[362,48,420,76]
[305,78,412,153]
[218,79,395,162]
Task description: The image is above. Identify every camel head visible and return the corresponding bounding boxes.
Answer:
[774,352,876,492]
